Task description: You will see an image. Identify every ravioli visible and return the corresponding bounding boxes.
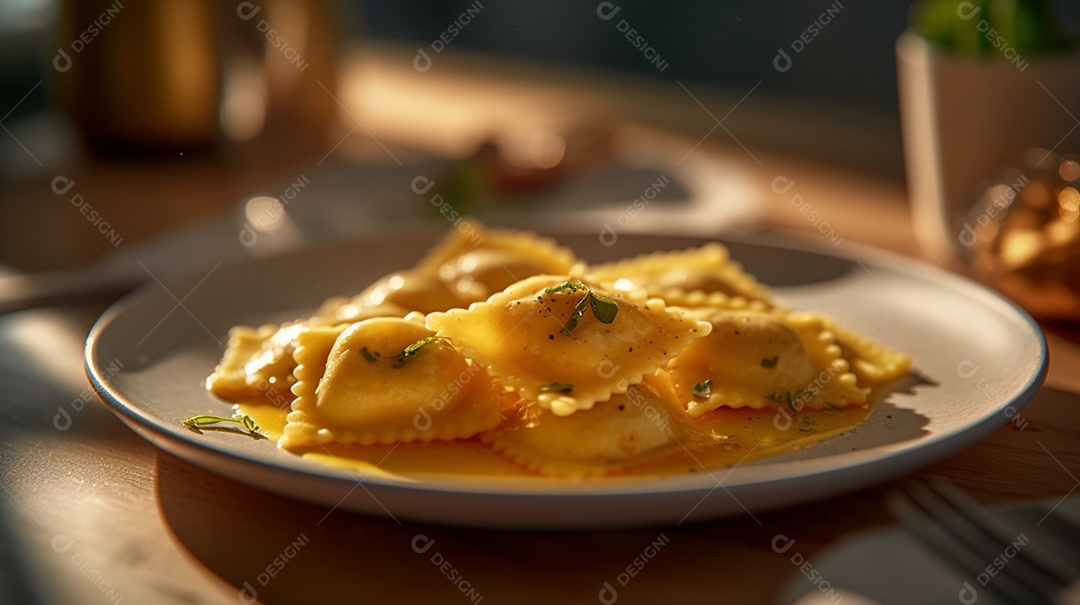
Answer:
[483,378,703,476]
[314,269,468,320]
[588,243,774,304]
[426,275,711,416]
[669,309,866,415]
[830,322,914,386]
[199,223,914,479]
[209,288,419,403]
[661,289,775,313]
[207,322,307,400]
[417,220,578,299]
[281,317,503,450]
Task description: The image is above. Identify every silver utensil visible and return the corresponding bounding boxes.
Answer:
[889,478,1080,605]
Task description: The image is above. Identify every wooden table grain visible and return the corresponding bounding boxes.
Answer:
[2,52,1078,605]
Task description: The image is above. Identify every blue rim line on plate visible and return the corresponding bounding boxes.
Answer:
[84,230,1047,528]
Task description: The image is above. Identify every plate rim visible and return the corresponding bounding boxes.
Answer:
[84,229,1048,504]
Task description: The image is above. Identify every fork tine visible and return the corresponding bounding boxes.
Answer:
[887,488,1040,605]
[929,478,1078,587]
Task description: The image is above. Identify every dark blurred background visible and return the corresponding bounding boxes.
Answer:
[2,0,1079,274]
[4,1,1080,171]
[7,2,1080,111]
[365,1,914,108]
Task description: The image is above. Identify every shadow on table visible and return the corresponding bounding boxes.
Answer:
[155,454,789,605]
[150,380,934,605]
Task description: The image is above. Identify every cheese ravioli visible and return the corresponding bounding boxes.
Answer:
[417,220,578,301]
[201,223,914,478]
[207,322,308,400]
[669,309,869,415]
[281,317,503,450]
[426,275,711,416]
[483,378,703,476]
[588,243,773,304]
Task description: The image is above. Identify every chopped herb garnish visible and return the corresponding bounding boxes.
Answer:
[766,390,818,426]
[692,379,713,398]
[539,382,574,394]
[588,291,619,324]
[761,356,779,369]
[359,347,380,363]
[392,335,449,368]
[824,404,845,415]
[564,292,591,335]
[182,413,267,440]
[542,281,587,296]
[540,281,619,335]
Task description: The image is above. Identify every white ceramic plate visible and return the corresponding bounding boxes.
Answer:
[85,231,1047,529]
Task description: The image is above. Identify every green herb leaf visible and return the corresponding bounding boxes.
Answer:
[766,390,818,426]
[540,281,620,335]
[542,281,587,296]
[824,404,845,415]
[692,379,713,398]
[539,382,574,394]
[761,356,779,369]
[562,291,592,335]
[359,347,380,363]
[182,413,267,440]
[392,335,449,368]
[588,291,619,324]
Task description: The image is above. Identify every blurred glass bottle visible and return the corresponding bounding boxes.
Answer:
[52,0,338,153]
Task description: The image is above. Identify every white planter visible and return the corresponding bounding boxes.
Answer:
[896,30,1080,262]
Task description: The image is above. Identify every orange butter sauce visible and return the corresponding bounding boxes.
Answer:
[236,395,875,479]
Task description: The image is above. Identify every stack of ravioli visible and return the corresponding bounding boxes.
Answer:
[207,221,911,475]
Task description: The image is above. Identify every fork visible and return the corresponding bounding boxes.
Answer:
[887,478,1080,605]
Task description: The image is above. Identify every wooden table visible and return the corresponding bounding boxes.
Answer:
[2,50,1079,605]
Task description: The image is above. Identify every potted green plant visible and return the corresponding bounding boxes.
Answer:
[896,0,1078,262]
